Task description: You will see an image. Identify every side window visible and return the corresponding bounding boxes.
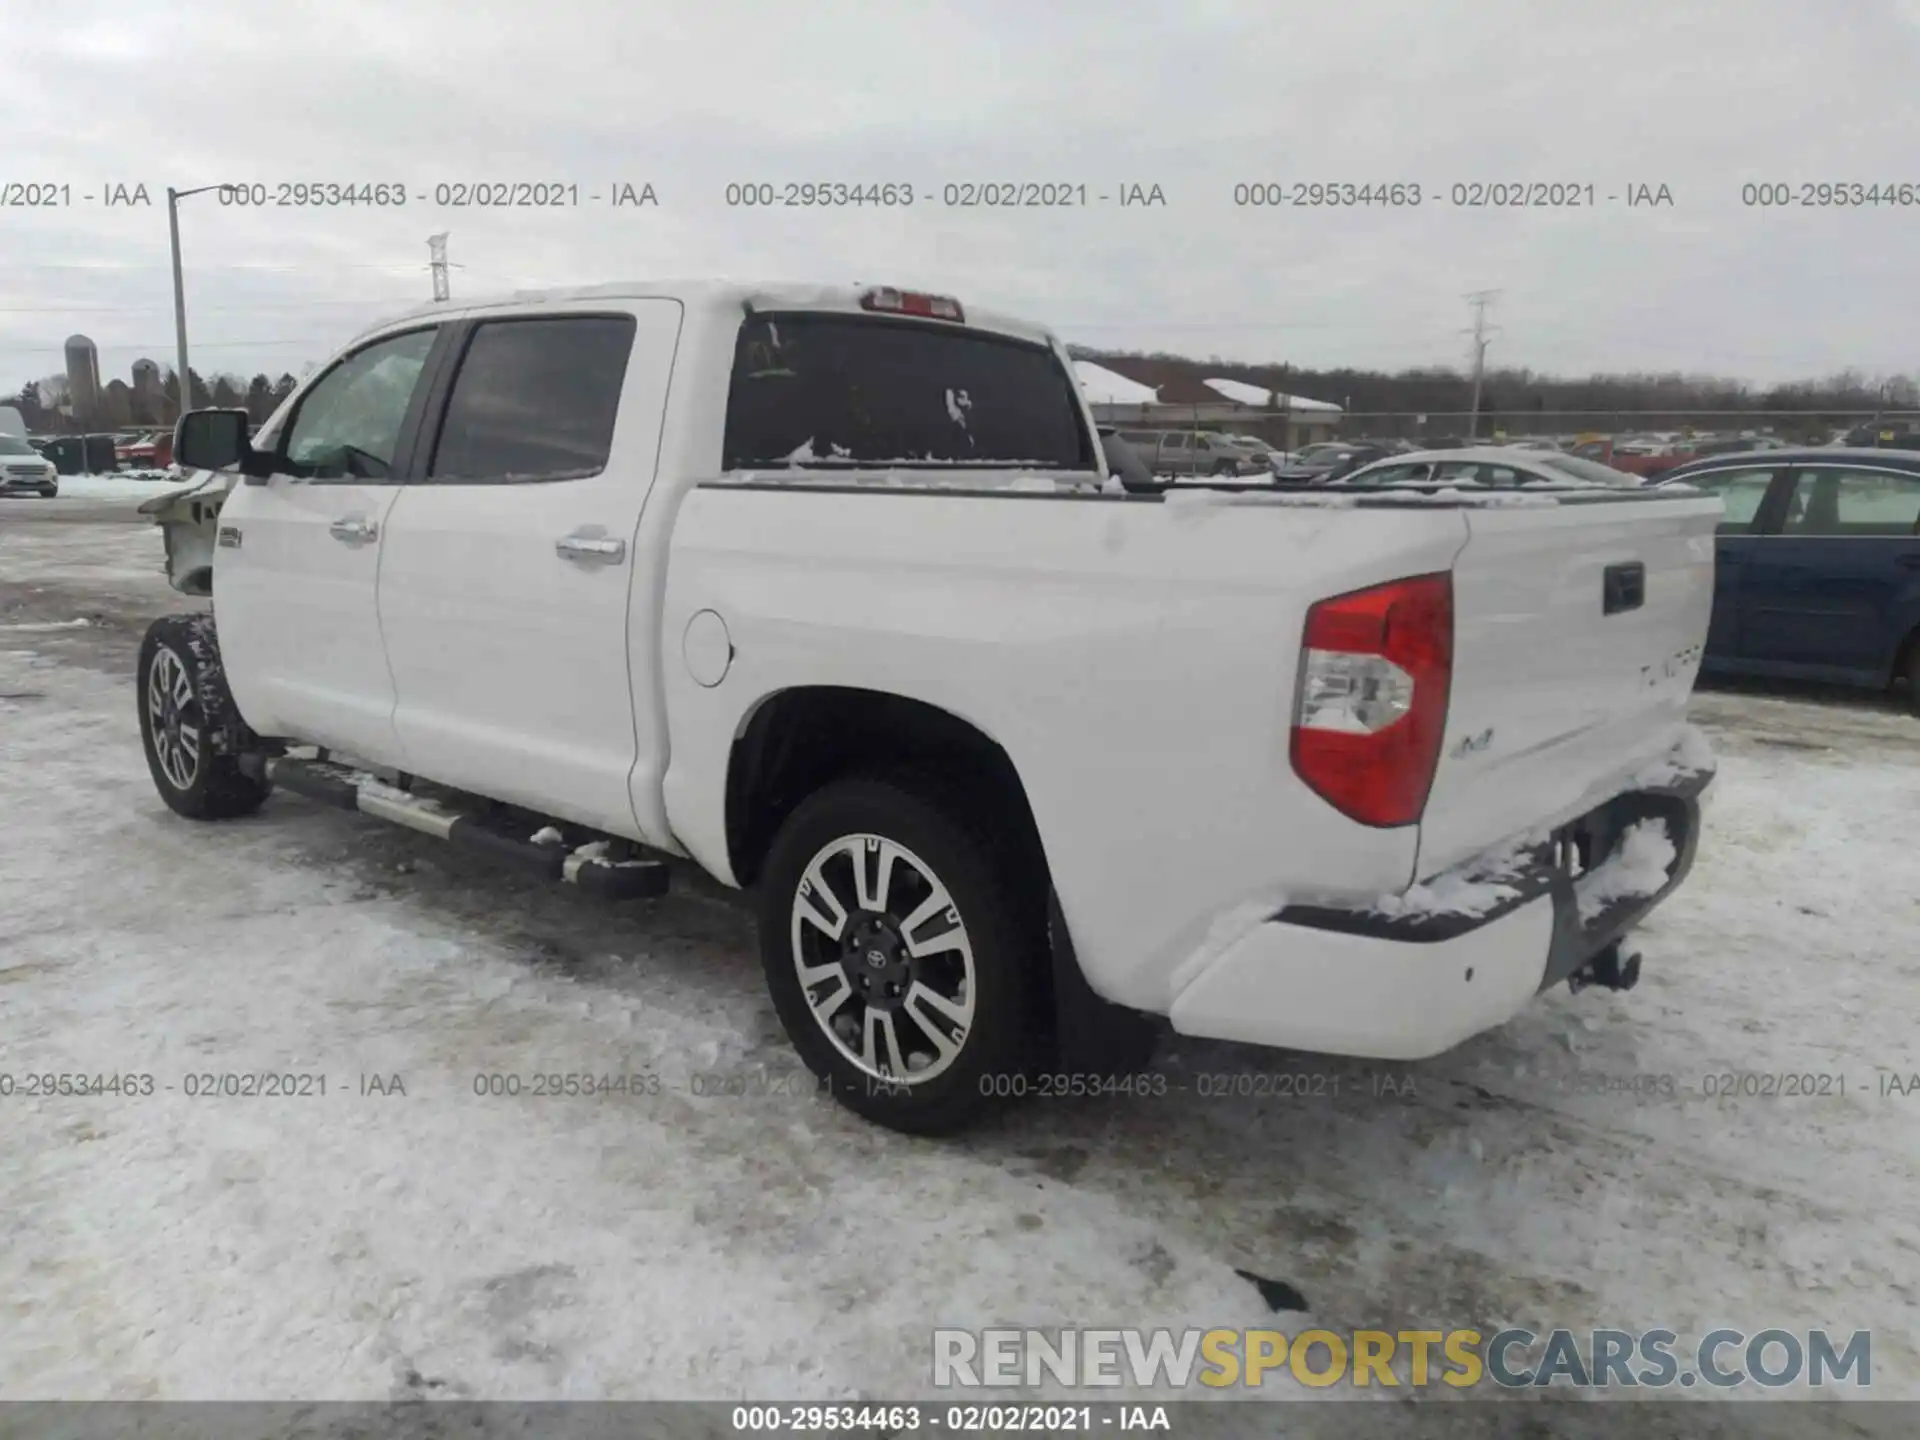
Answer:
[1344,462,1430,485]
[1435,462,1519,486]
[1683,468,1777,534]
[428,316,635,482]
[1781,469,1920,537]
[1163,433,1188,450]
[721,313,1094,469]
[282,327,438,479]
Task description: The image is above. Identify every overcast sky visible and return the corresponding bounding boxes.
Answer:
[4,0,1919,398]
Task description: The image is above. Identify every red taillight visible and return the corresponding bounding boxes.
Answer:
[860,286,965,322]
[1289,572,1453,827]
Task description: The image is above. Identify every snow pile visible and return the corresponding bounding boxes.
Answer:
[1364,830,1550,921]
[1624,724,1717,788]
[0,618,93,632]
[529,825,565,846]
[1574,818,1677,922]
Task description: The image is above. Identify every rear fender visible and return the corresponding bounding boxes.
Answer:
[139,471,234,596]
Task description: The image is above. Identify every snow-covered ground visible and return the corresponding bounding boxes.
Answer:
[2,511,1917,1417]
[48,469,194,501]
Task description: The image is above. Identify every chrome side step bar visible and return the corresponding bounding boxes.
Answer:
[237,753,671,899]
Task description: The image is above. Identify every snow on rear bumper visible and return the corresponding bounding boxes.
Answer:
[1167,765,1712,1059]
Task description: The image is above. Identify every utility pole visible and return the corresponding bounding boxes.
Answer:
[1463,290,1501,440]
[428,233,451,302]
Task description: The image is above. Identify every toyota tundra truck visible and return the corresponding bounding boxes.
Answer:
[138,280,1718,1134]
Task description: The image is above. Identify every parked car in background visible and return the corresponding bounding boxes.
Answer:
[1330,447,1646,491]
[1273,441,1395,483]
[116,430,165,467]
[1502,438,1564,452]
[1568,438,1692,480]
[0,433,60,497]
[1686,436,1787,459]
[1114,428,1269,477]
[1842,422,1920,449]
[1657,448,1920,712]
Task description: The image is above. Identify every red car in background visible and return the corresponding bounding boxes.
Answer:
[114,430,174,470]
[1568,437,1695,480]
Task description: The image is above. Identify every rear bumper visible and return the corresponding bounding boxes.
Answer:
[1167,769,1712,1058]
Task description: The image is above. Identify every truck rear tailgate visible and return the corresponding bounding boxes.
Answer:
[1417,490,1720,877]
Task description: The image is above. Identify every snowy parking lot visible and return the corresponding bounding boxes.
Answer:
[3,492,1917,1423]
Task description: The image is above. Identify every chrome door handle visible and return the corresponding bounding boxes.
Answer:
[329,517,377,543]
[555,535,626,563]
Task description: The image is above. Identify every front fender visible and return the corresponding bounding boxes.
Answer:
[139,471,233,596]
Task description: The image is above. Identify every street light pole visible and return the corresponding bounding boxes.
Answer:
[166,184,227,422]
[167,188,190,423]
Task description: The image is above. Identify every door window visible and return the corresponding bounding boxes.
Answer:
[282,327,438,479]
[429,316,636,481]
[1780,469,1920,536]
[1678,468,1776,533]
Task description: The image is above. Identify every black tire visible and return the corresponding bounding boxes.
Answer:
[755,774,1046,1135]
[1212,460,1236,476]
[137,614,272,820]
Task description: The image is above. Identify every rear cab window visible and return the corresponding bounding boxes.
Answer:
[721,313,1095,471]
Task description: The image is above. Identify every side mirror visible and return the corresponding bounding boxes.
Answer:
[175,409,272,481]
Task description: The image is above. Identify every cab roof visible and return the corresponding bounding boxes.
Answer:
[356,281,1059,350]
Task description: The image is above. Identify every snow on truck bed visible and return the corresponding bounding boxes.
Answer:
[703,469,1690,507]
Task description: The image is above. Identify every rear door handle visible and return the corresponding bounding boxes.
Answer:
[329,517,377,543]
[555,534,626,564]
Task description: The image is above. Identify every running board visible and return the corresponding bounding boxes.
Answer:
[238,754,670,899]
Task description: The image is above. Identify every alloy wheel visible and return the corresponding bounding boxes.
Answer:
[789,833,977,1085]
[146,645,202,791]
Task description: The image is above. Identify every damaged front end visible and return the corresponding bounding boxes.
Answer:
[138,471,235,596]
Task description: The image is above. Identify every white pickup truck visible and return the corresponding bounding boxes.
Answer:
[141,280,1718,1133]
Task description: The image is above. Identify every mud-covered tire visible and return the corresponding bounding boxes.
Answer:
[756,775,1046,1136]
[137,614,271,820]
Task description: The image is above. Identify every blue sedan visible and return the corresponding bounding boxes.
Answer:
[1654,448,1920,712]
